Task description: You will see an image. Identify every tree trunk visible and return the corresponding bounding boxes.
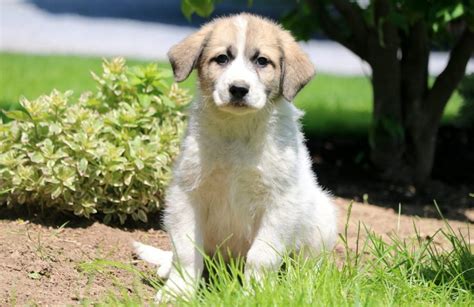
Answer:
[307,0,474,185]
[400,21,432,185]
[403,27,473,185]
[367,1,406,179]
[366,12,473,185]
[406,120,438,185]
[369,36,405,177]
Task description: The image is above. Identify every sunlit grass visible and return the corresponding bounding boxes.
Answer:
[78,205,473,306]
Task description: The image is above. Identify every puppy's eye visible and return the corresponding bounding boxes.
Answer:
[256,57,269,67]
[214,54,229,65]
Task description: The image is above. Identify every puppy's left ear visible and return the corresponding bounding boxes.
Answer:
[279,30,315,101]
[167,24,213,82]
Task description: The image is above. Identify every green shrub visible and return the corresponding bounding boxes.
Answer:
[0,58,190,224]
[457,73,474,128]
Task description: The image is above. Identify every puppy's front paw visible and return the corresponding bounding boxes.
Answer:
[154,288,172,303]
[154,278,195,303]
[157,260,172,280]
[244,267,265,285]
[132,241,173,280]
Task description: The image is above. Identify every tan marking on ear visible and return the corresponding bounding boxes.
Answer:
[167,23,214,82]
[279,30,315,101]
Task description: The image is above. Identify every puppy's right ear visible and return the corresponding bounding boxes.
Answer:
[279,29,315,101]
[167,25,212,82]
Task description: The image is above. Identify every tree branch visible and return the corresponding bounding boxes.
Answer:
[332,0,369,56]
[426,28,474,122]
[306,0,368,60]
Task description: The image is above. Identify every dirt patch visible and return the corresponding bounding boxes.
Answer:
[1,198,472,305]
[334,198,472,248]
[0,217,170,305]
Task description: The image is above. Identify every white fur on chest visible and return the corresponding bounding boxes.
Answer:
[196,163,265,256]
[174,101,302,256]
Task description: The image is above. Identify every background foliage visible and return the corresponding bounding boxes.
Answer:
[0,58,190,224]
[182,0,474,184]
[458,73,474,128]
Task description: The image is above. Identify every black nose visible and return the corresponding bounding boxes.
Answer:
[229,84,249,99]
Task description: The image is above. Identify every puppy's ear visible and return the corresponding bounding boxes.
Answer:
[167,25,213,82]
[279,30,315,101]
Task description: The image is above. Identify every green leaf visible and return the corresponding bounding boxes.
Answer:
[161,96,176,108]
[192,0,214,17]
[437,3,465,23]
[182,0,214,18]
[124,172,133,186]
[3,110,30,122]
[40,139,55,156]
[82,202,95,208]
[29,152,44,164]
[134,159,145,170]
[78,158,88,176]
[118,213,127,225]
[137,209,148,223]
[138,94,152,108]
[451,4,465,19]
[103,214,112,224]
[48,122,62,135]
[181,0,195,20]
[51,186,62,199]
[17,193,26,204]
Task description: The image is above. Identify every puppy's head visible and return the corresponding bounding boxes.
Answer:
[168,14,314,115]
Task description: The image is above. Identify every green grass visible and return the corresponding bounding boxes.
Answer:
[0,52,462,136]
[79,207,473,306]
[0,53,191,107]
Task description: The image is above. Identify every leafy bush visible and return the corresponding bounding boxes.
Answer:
[457,73,474,128]
[0,58,190,224]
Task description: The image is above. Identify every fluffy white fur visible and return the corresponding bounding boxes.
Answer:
[134,13,338,302]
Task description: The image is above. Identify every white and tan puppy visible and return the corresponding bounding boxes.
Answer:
[134,13,337,301]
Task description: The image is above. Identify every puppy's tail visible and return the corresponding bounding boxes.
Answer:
[133,241,173,279]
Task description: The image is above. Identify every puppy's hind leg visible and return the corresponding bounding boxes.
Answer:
[133,241,173,279]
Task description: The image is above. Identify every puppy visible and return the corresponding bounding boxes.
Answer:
[134,13,337,301]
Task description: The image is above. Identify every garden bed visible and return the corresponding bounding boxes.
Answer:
[1,197,472,305]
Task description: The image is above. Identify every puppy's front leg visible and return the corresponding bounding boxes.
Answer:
[158,193,203,301]
[245,216,286,284]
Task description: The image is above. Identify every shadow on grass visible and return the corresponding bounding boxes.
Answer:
[304,124,474,223]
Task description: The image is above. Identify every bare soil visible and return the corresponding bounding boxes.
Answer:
[1,125,473,305]
[0,198,472,305]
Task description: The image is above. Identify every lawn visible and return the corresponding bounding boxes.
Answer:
[0,52,462,136]
[80,207,474,306]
